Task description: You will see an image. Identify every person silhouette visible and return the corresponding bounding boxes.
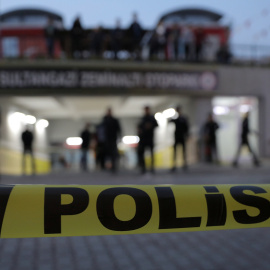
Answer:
[169,106,189,171]
[80,123,92,171]
[102,108,121,173]
[203,113,219,163]
[137,106,158,174]
[128,12,143,59]
[95,121,106,170]
[232,112,260,167]
[44,17,56,58]
[21,126,35,175]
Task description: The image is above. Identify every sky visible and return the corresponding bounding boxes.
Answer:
[1,0,270,46]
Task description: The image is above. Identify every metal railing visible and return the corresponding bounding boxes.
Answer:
[1,31,270,66]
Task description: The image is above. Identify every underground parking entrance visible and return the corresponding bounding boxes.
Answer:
[0,93,260,175]
[0,61,266,175]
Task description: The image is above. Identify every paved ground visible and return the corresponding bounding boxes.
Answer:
[0,163,270,270]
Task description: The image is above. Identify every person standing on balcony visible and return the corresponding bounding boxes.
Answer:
[128,12,143,59]
[44,17,56,58]
[90,26,104,58]
[182,26,194,61]
[112,19,123,60]
[71,16,84,58]
[156,21,166,59]
[195,28,205,62]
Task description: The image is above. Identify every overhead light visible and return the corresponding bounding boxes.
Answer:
[154,112,164,121]
[122,136,140,145]
[155,112,167,126]
[8,112,25,132]
[213,106,230,115]
[25,115,36,124]
[162,108,176,118]
[66,137,82,146]
[36,119,49,129]
[239,104,251,113]
[12,112,26,121]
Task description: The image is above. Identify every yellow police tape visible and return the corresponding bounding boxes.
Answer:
[0,184,269,238]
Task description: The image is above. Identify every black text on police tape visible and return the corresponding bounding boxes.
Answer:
[40,185,270,234]
[0,185,268,236]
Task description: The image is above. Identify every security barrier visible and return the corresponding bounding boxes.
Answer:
[0,184,269,238]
